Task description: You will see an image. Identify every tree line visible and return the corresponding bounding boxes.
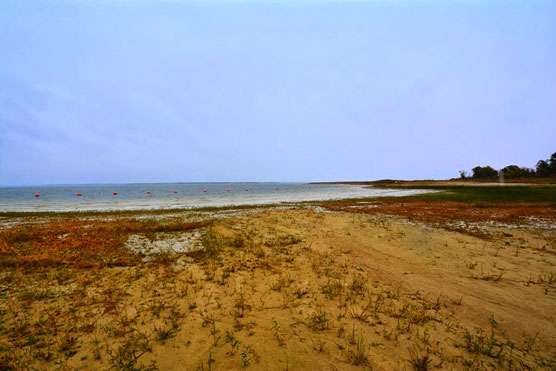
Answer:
[460,152,556,180]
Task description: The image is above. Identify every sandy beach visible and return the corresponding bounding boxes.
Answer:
[3,0,555,368]
[1,192,555,370]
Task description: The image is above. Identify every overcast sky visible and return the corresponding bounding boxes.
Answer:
[1,0,555,185]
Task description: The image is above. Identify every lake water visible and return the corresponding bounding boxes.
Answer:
[0,183,431,212]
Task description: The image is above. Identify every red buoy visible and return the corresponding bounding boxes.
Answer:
[146,191,151,194]
[113,192,118,195]
[275,187,279,191]
[173,190,178,194]
[285,187,289,190]
[245,188,248,192]
[226,189,230,192]
[301,187,304,189]
[76,193,82,196]
[34,194,40,198]
[203,189,207,193]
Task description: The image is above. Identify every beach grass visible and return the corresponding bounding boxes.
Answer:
[313,184,556,206]
[378,185,556,203]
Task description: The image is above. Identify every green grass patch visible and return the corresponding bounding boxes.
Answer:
[376,185,556,203]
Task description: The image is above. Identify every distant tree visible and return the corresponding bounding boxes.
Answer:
[465,151,555,180]
[501,165,520,178]
[472,166,498,179]
[550,152,556,164]
[501,165,534,179]
[536,160,550,177]
[549,152,556,176]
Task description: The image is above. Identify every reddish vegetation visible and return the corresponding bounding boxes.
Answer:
[0,219,206,268]
[328,200,556,226]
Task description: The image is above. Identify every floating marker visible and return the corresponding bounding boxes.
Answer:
[245,188,248,192]
[226,189,230,192]
[285,187,289,190]
[301,187,304,189]
[203,189,207,193]
[113,192,118,195]
[146,191,151,194]
[275,187,279,191]
[34,194,40,198]
[76,193,82,196]
[173,190,178,194]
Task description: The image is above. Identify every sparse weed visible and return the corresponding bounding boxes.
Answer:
[321,279,343,299]
[408,346,433,370]
[307,308,329,331]
[270,274,293,292]
[345,335,370,366]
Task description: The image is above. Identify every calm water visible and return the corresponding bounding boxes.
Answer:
[0,183,431,212]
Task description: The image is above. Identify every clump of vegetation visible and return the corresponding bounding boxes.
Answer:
[306,308,329,331]
[404,185,556,203]
[408,346,433,370]
[460,315,518,368]
[459,151,556,180]
[345,334,370,366]
[0,218,207,268]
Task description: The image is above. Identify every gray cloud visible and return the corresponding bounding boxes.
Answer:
[1,0,555,185]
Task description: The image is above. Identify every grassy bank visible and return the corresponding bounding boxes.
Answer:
[373,185,556,203]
